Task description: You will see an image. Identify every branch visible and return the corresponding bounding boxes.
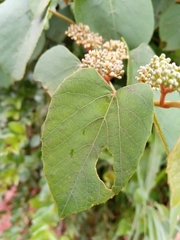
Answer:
[154,100,180,108]
[49,9,75,24]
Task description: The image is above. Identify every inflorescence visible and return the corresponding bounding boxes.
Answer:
[81,40,128,80]
[65,23,128,81]
[65,23,103,50]
[136,53,180,92]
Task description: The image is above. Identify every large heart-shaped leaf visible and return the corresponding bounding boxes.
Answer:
[42,68,154,218]
[74,0,154,49]
[34,46,81,96]
[0,0,47,81]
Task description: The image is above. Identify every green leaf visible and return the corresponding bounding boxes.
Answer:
[127,43,155,85]
[29,0,50,17]
[167,137,180,207]
[154,91,180,152]
[29,32,46,63]
[159,3,180,50]
[74,0,154,49]
[8,121,25,134]
[151,0,174,29]
[34,46,81,96]
[42,68,154,218]
[0,0,47,81]
[0,67,13,87]
[150,206,168,239]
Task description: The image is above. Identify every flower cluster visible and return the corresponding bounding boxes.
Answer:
[136,54,180,92]
[103,40,128,60]
[81,48,124,79]
[65,24,128,81]
[65,23,103,49]
[81,40,128,80]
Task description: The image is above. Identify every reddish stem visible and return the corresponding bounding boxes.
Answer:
[103,75,112,84]
[159,84,174,107]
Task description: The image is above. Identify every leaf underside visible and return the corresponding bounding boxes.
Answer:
[42,68,154,218]
[0,0,46,81]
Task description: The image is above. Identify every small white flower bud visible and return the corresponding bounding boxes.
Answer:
[137,53,180,92]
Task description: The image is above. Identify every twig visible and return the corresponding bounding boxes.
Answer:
[49,9,75,24]
[159,84,174,107]
[154,100,180,108]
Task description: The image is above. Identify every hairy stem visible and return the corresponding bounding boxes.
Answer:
[49,9,75,24]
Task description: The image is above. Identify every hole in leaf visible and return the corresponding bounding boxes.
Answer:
[96,148,114,189]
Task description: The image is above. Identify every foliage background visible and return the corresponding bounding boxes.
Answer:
[0,0,180,239]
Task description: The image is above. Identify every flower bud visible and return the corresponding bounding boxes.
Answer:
[136,54,180,92]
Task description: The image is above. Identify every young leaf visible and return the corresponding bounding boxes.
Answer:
[167,137,180,206]
[0,0,47,81]
[42,68,154,218]
[34,46,81,96]
[74,0,154,49]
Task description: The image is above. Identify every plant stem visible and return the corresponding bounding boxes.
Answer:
[154,85,180,108]
[154,100,180,108]
[49,9,75,24]
[158,84,175,107]
[128,205,141,240]
[159,87,166,107]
